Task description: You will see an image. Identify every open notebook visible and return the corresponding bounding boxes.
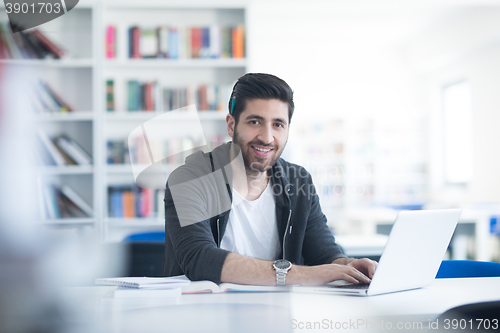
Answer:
[181,280,288,294]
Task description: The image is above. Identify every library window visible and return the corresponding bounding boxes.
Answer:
[442,80,473,184]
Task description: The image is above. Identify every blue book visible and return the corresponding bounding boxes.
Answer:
[201,27,210,58]
[134,185,142,218]
[110,190,123,218]
[168,28,178,59]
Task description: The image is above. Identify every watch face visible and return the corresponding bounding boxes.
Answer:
[274,259,291,270]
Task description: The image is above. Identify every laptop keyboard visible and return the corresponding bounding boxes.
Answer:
[333,283,370,290]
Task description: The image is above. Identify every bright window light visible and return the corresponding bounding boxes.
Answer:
[442,81,473,184]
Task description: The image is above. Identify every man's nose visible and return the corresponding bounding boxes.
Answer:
[258,124,274,144]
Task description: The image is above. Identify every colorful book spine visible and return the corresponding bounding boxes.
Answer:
[106,79,115,111]
[108,187,167,218]
[233,24,245,58]
[131,27,141,59]
[106,25,116,59]
[168,27,178,59]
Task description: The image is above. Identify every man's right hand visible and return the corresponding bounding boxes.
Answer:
[288,263,372,286]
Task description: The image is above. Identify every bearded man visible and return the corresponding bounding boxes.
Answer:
[163,73,376,287]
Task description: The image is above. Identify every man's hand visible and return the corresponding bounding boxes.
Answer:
[333,257,378,279]
[220,253,378,287]
[288,262,373,286]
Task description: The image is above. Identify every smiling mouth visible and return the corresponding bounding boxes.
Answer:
[251,145,274,157]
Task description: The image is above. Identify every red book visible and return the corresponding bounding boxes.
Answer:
[191,27,201,58]
[32,29,64,58]
[145,82,153,111]
[106,25,116,59]
[199,84,208,111]
[141,188,150,217]
[132,27,141,59]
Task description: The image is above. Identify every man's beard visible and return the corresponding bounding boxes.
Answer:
[232,125,287,177]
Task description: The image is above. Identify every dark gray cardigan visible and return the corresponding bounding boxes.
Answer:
[162,142,346,283]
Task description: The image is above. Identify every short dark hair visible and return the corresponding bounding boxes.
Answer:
[228,73,294,124]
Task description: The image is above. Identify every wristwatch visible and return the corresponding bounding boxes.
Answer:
[273,259,292,286]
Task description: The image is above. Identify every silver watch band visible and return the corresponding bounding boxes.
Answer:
[276,271,287,286]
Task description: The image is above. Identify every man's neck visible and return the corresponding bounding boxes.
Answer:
[244,170,270,201]
[232,167,271,201]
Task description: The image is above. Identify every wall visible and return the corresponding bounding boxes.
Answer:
[247,0,500,206]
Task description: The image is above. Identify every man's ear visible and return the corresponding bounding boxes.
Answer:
[226,113,235,138]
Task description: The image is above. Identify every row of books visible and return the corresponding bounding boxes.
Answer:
[0,23,64,59]
[38,181,93,219]
[108,186,165,218]
[108,134,226,165]
[37,129,92,166]
[31,80,74,113]
[116,80,232,112]
[105,24,244,59]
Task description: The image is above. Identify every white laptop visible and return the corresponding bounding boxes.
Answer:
[293,209,461,296]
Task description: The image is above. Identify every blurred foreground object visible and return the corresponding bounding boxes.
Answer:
[0,64,122,333]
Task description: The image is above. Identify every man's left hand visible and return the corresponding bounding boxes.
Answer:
[333,258,378,280]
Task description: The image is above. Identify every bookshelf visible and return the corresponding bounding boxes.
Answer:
[2,0,246,242]
[0,2,101,231]
[101,2,246,241]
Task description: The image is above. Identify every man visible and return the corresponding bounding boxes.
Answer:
[163,73,377,286]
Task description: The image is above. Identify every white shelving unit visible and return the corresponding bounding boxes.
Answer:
[101,2,246,242]
[1,0,247,242]
[0,2,102,233]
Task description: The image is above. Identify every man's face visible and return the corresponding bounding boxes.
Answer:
[227,98,290,176]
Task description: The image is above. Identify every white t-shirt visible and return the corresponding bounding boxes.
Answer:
[220,181,281,261]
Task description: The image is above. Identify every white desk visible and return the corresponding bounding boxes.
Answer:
[65,278,500,333]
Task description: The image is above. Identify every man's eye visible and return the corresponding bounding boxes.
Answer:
[249,120,259,125]
[275,123,284,128]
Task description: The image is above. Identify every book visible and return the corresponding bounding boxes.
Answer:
[140,28,157,58]
[106,79,115,111]
[0,22,21,59]
[191,27,201,58]
[37,129,66,166]
[168,27,178,59]
[53,141,77,165]
[95,277,190,289]
[110,189,123,218]
[222,26,231,58]
[181,280,289,294]
[60,185,94,217]
[123,191,135,218]
[32,29,65,58]
[56,136,92,165]
[209,25,221,58]
[43,183,60,219]
[113,287,182,299]
[131,27,141,58]
[233,24,245,58]
[157,26,168,58]
[200,27,210,58]
[40,81,74,112]
[106,25,116,59]
[59,193,88,218]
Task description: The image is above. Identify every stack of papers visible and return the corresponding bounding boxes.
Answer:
[95,276,190,289]
[96,277,190,299]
